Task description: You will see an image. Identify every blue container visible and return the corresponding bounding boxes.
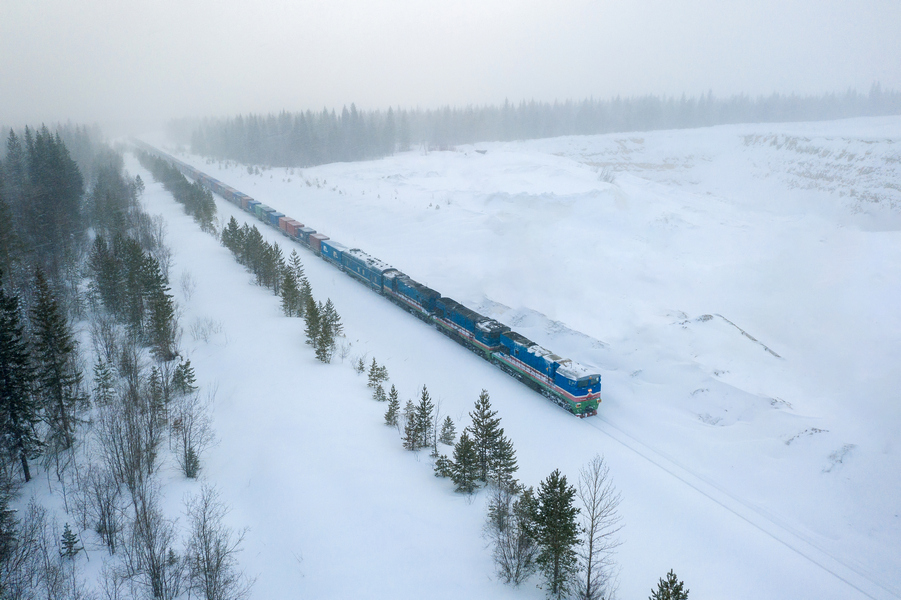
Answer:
[246,199,260,214]
[298,227,315,243]
[269,211,285,227]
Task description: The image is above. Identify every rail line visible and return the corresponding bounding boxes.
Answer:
[585,414,898,600]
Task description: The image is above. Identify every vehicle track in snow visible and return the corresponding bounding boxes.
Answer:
[585,414,899,600]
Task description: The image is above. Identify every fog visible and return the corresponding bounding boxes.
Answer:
[1,0,899,129]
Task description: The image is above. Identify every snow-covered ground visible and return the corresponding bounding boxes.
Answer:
[136,116,901,599]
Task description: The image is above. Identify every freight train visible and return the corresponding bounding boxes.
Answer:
[132,140,601,417]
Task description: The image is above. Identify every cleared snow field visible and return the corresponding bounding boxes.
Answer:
[136,116,901,599]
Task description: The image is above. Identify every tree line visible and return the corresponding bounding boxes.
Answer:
[219,216,344,363]
[179,84,901,168]
[135,151,216,234]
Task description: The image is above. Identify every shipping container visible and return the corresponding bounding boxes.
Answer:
[278,216,290,232]
[298,227,315,244]
[286,220,304,237]
[269,211,285,227]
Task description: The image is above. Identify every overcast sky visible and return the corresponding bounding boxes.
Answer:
[1,0,899,129]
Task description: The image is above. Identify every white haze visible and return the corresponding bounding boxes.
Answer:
[1,0,900,129]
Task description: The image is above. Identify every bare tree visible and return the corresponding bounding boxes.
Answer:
[75,462,123,554]
[172,389,216,479]
[576,455,622,600]
[485,485,538,586]
[121,483,185,600]
[185,485,253,600]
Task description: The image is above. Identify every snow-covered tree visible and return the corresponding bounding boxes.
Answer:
[451,431,479,494]
[535,469,580,598]
[650,570,688,600]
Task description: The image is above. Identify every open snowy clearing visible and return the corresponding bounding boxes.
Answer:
[136,117,901,599]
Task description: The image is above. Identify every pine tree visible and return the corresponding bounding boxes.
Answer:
[535,469,580,598]
[373,384,387,402]
[143,256,178,361]
[172,359,197,397]
[280,269,300,317]
[0,271,38,481]
[489,433,519,489]
[439,415,456,445]
[321,298,343,337]
[415,385,435,449]
[450,430,479,493]
[367,358,381,388]
[92,357,116,405]
[288,249,305,282]
[650,570,689,600]
[60,523,81,559]
[315,315,334,363]
[402,400,418,450]
[221,216,241,253]
[303,294,320,349]
[31,268,83,452]
[384,385,400,426]
[298,277,312,318]
[354,356,366,375]
[433,454,453,478]
[470,389,502,482]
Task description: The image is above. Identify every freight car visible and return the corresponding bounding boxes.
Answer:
[132,140,601,417]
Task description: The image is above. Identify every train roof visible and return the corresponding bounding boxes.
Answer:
[502,330,564,363]
[345,248,394,273]
[556,360,598,381]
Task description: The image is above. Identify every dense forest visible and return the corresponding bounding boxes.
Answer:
[0,127,251,600]
[181,84,901,168]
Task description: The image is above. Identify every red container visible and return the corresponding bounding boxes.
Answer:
[278,216,290,232]
[309,233,329,253]
[286,220,304,237]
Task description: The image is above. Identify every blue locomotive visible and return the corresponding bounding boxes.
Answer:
[132,140,601,417]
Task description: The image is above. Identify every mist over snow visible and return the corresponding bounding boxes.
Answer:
[132,116,901,599]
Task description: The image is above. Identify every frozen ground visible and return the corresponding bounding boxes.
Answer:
[136,116,900,599]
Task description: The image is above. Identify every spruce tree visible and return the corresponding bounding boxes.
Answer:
[439,416,456,445]
[354,356,366,375]
[433,454,453,478]
[92,357,116,406]
[384,386,400,426]
[470,389,502,482]
[0,271,38,481]
[367,358,380,388]
[415,385,435,449]
[298,278,312,318]
[303,294,320,349]
[31,268,83,452]
[171,359,197,397]
[451,431,479,494]
[489,433,519,489]
[221,216,241,253]
[280,269,300,317]
[288,250,305,284]
[650,570,689,600]
[321,298,343,337]
[402,400,418,450]
[315,314,334,363]
[373,384,387,402]
[60,523,81,558]
[535,469,580,598]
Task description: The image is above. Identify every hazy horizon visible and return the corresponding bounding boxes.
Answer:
[2,0,900,132]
